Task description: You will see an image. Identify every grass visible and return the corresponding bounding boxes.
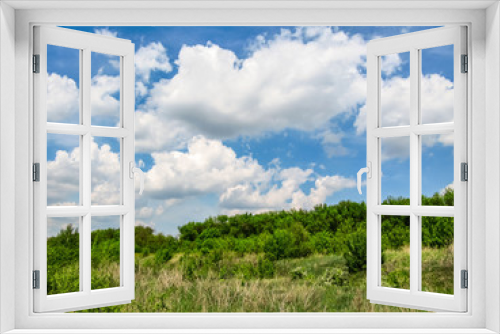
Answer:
[77,245,453,313]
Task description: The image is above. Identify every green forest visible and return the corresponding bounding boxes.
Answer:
[48,189,454,312]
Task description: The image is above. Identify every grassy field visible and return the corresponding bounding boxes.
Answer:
[75,245,453,313]
[47,194,454,313]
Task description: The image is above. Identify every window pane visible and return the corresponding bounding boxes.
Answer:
[421,134,454,206]
[421,216,454,294]
[47,134,80,206]
[47,217,80,295]
[381,215,410,290]
[47,45,80,124]
[91,52,121,127]
[91,216,121,290]
[421,45,454,124]
[91,137,121,205]
[380,52,410,127]
[381,137,410,204]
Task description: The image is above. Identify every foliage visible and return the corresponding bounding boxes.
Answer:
[45,190,454,312]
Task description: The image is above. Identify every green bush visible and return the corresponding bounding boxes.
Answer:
[257,256,275,278]
[342,229,366,272]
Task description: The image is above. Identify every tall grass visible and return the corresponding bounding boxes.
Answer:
[78,245,452,313]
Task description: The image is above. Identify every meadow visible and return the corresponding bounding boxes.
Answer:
[47,190,454,312]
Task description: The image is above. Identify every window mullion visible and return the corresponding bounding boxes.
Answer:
[82,47,92,294]
[409,47,420,294]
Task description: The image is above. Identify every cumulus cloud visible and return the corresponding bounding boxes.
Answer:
[135,27,367,153]
[355,74,454,134]
[46,71,121,125]
[136,81,148,97]
[90,140,121,205]
[47,148,80,206]
[47,139,121,206]
[94,28,118,38]
[355,73,454,161]
[140,136,356,214]
[144,136,271,200]
[381,53,403,76]
[46,73,79,123]
[420,74,454,124]
[220,172,356,215]
[135,42,173,82]
[91,74,121,121]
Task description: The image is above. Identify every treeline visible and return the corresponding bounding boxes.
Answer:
[138,191,453,273]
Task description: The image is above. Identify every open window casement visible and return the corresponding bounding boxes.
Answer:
[362,26,467,312]
[33,26,139,312]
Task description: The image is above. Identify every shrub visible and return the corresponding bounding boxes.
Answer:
[343,229,366,272]
[320,266,349,286]
[290,267,308,280]
[155,247,174,265]
[257,256,275,278]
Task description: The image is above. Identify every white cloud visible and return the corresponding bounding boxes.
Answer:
[440,183,454,195]
[135,27,367,153]
[136,81,148,97]
[91,74,121,121]
[420,74,454,124]
[135,42,173,82]
[355,73,454,161]
[47,72,122,125]
[47,148,80,205]
[144,136,271,200]
[381,53,403,75]
[220,172,356,214]
[47,139,121,206]
[316,129,349,157]
[219,167,313,212]
[94,28,118,38]
[90,140,121,205]
[46,73,79,123]
[355,74,454,134]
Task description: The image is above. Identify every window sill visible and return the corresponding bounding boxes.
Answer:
[4,329,497,334]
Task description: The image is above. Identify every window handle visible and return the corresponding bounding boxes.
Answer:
[357,162,372,195]
[129,161,145,195]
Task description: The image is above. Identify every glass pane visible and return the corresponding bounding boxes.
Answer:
[421,45,454,124]
[91,216,121,290]
[47,217,80,295]
[380,51,410,127]
[381,215,410,290]
[381,136,410,204]
[47,134,80,206]
[91,52,121,127]
[91,137,121,205]
[47,45,80,124]
[421,134,454,206]
[421,216,454,294]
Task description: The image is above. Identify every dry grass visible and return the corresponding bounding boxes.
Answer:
[79,246,452,313]
[82,257,425,313]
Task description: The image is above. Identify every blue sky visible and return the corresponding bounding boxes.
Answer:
[46,26,455,236]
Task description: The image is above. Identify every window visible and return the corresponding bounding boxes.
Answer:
[33,26,139,312]
[363,26,467,312]
[5,3,492,332]
[34,24,467,314]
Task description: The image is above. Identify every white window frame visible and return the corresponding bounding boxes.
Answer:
[1,1,499,333]
[365,26,468,312]
[32,26,136,313]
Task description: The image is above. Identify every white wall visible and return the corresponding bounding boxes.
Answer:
[486,2,500,333]
[0,2,16,333]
